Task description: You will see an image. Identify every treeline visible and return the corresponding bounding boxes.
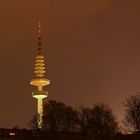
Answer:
[29,94,140,139]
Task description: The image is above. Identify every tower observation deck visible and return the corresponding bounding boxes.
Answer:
[30,22,50,129]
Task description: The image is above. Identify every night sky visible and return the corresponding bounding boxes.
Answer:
[0,0,140,128]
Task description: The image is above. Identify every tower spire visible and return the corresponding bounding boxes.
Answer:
[30,22,50,129]
[38,21,42,55]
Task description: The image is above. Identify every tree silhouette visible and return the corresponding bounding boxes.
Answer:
[29,114,37,130]
[43,100,66,131]
[78,107,91,133]
[124,94,140,132]
[30,100,118,139]
[61,106,79,132]
[78,104,118,139]
[89,104,117,139]
[43,100,78,132]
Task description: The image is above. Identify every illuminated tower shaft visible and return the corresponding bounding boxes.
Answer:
[30,22,50,129]
[37,98,43,126]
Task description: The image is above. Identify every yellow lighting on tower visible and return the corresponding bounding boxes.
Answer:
[30,22,50,129]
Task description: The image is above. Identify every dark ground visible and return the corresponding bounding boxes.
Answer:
[0,129,139,140]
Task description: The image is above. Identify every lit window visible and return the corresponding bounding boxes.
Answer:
[9,133,15,136]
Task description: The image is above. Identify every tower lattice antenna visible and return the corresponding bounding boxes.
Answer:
[38,21,42,55]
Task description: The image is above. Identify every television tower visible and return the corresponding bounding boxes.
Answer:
[30,22,50,129]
